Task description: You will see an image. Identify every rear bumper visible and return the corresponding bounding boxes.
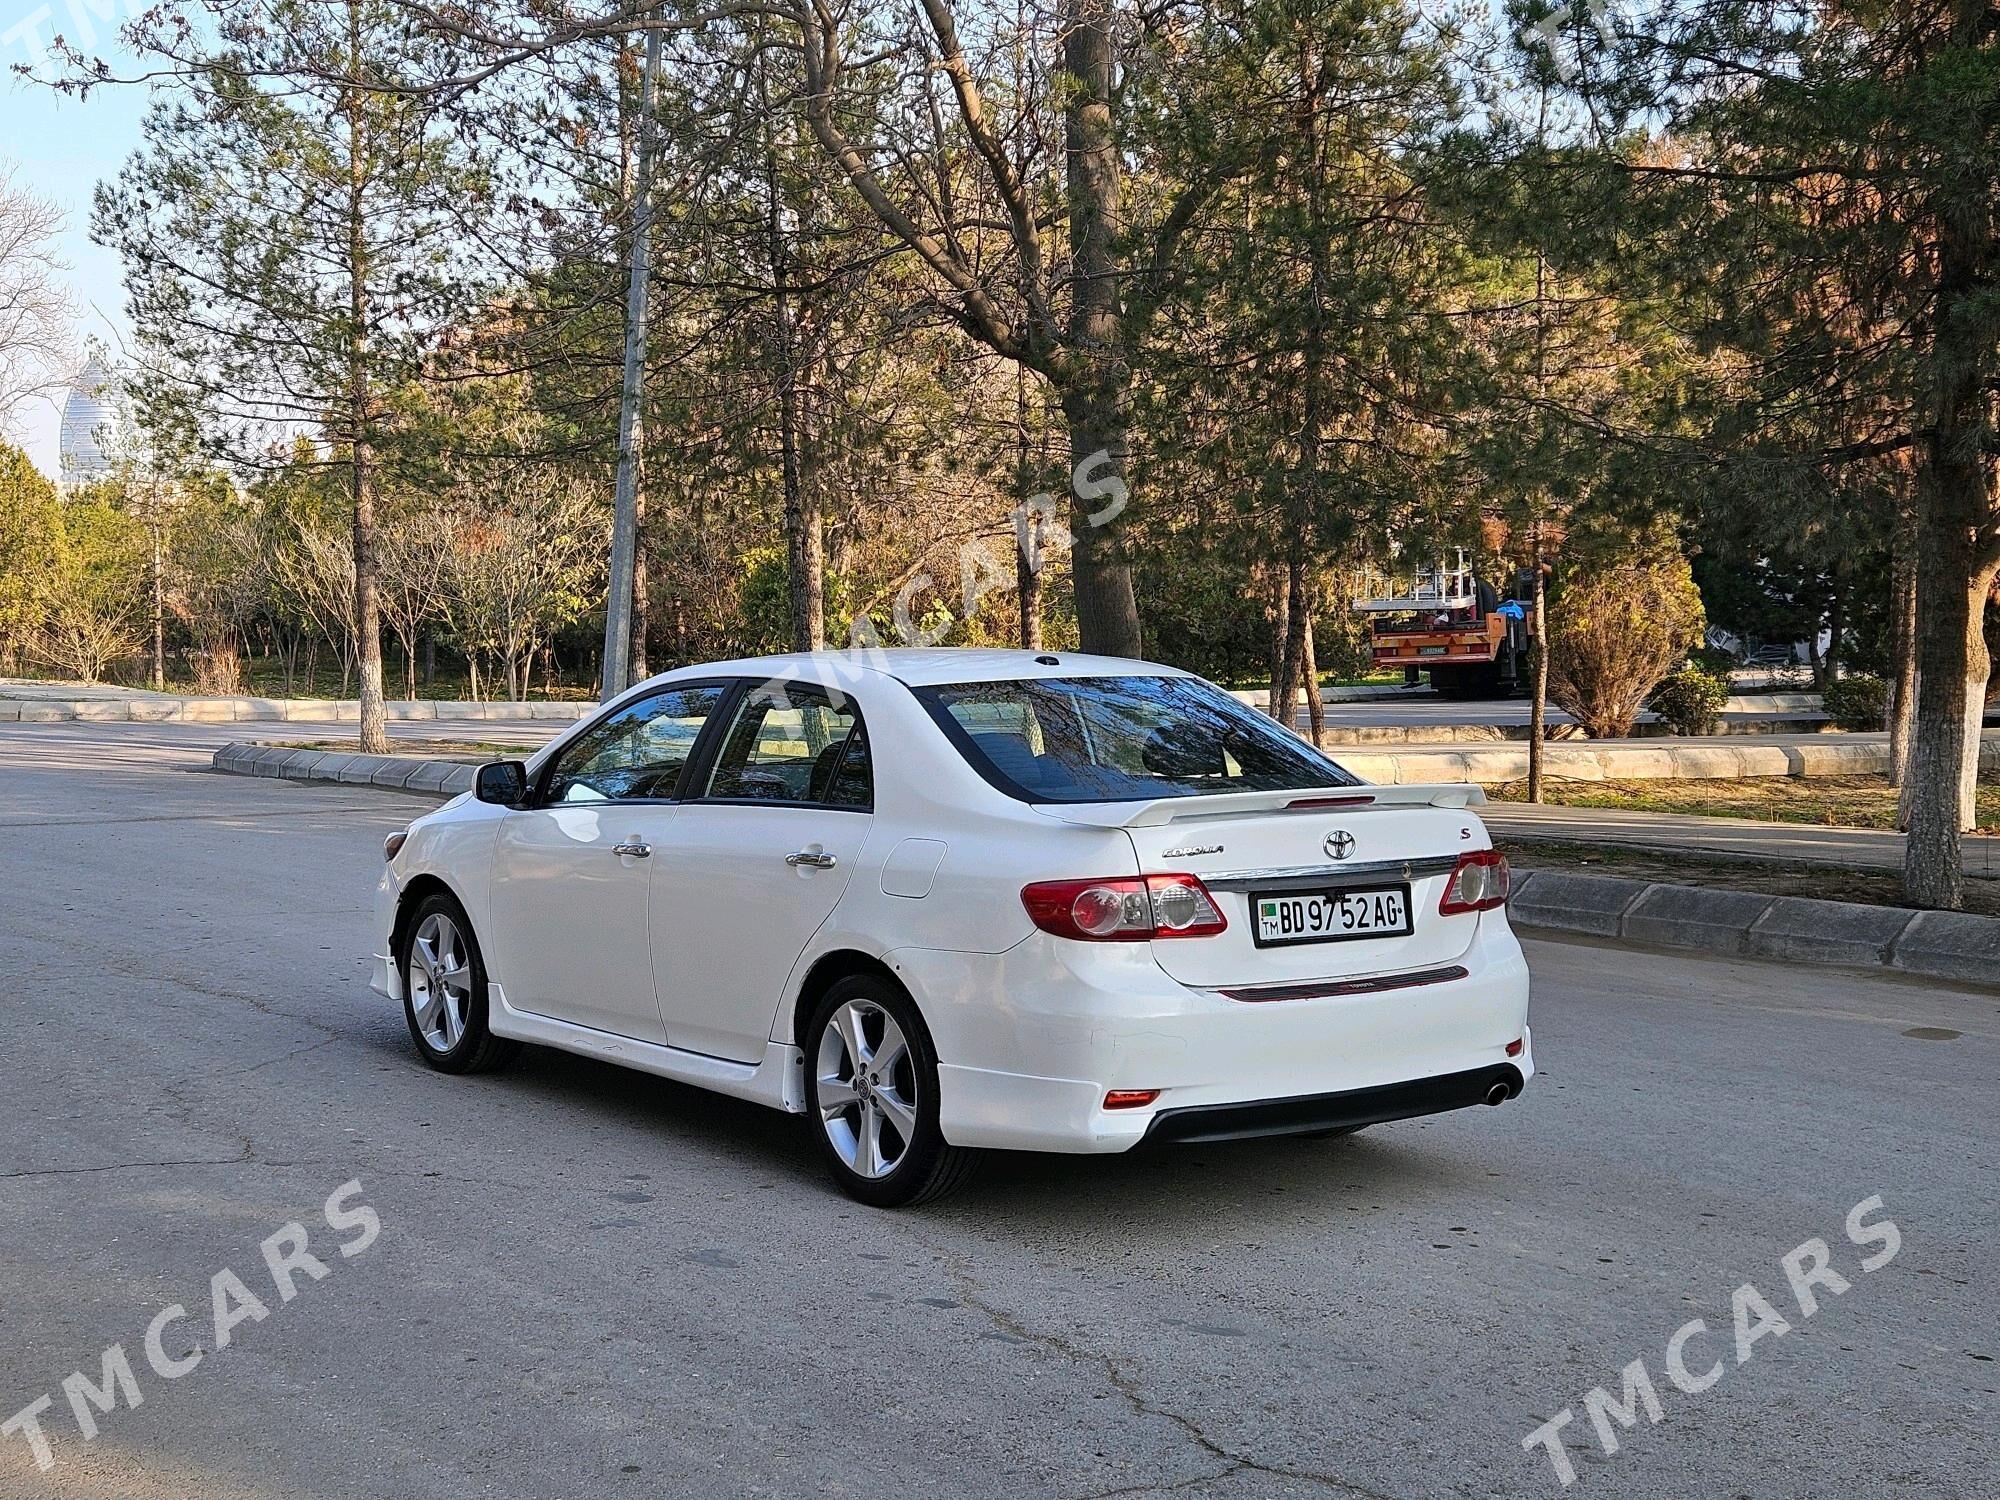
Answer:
[889,913,1532,1154]
[1143,1063,1525,1145]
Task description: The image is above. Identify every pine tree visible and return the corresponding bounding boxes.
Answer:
[95,0,490,749]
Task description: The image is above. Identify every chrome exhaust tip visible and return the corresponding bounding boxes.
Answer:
[1483,1082,1511,1107]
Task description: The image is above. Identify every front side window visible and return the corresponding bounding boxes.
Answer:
[703,688,870,808]
[916,675,1358,804]
[543,685,727,804]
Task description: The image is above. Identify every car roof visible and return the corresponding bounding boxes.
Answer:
[633,648,1193,692]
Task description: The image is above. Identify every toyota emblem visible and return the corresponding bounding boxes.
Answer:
[1323,830,1356,861]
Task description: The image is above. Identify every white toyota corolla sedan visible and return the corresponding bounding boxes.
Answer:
[372,649,1531,1205]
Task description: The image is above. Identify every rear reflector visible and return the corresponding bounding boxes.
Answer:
[1103,1089,1161,1110]
[1506,1036,1525,1057]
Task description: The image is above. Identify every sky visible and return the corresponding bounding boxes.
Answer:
[1,1,150,478]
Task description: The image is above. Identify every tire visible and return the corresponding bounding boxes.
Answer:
[399,890,518,1076]
[803,975,975,1208]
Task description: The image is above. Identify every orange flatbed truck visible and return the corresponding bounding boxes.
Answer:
[1352,557,1530,700]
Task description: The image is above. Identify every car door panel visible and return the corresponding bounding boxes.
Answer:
[485,682,730,1044]
[488,805,675,1042]
[650,806,871,1061]
[650,685,876,1064]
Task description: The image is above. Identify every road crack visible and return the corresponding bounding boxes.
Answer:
[930,1258,1406,1500]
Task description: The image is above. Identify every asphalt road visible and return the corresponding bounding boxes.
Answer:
[0,723,1994,1500]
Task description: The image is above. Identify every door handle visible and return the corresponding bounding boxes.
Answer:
[613,840,652,858]
[786,849,837,869]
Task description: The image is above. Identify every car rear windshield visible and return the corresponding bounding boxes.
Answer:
[914,675,1360,804]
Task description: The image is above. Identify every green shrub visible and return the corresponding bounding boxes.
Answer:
[1650,662,1731,735]
[1548,535,1708,738]
[1822,673,1888,731]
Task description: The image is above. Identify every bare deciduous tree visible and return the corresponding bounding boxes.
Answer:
[438,476,605,702]
[378,506,454,700]
[0,163,75,436]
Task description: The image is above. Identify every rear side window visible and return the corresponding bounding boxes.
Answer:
[703,688,871,808]
[916,675,1358,805]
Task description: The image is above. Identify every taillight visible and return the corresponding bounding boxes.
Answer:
[1021,874,1229,941]
[1439,849,1509,915]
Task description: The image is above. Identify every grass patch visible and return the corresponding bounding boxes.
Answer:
[270,738,538,761]
[1489,772,2000,836]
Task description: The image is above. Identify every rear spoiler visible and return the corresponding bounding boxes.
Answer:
[1041,783,1486,829]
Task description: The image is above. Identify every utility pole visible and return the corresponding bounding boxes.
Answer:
[1525,81,1551,805]
[1528,520,1547,804]
[600,23,663,702]
[149,473,165,692]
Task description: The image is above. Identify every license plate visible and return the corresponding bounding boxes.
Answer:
[1252,885,1413,947]
[1418,645,1448,656]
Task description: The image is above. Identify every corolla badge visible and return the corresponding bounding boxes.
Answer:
[1323,830,1356,861]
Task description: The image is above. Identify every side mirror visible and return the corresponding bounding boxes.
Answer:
[474,760,529,806]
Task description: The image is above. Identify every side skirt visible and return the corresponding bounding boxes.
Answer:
[488,985,807,1114]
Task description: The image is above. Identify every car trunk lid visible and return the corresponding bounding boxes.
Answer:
[1042,786,1490,989]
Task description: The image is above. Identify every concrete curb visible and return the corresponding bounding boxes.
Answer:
[1336,731,2000,785]
[1509,868,1999,991]
[3,695,594,724]
[1315,716,1828,746]
[211,743,476,797]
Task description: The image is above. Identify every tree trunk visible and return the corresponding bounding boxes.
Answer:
[1903,482,1988,910]
[1060,0,1141,659]
[1014,365,1043,651]
[1273,548,1309,732]
[1266,568,1290,723]
[1904,0,2000,902]
[1889,504,1919,796]
[1016,520,1045,650]
[1300,601,1325,747]
[1959,624,1990,834]
[631,485,650,680]
[344,5,388,755]
[764,69,822,654]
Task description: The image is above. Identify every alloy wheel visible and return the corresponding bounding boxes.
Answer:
[408,911,472,1053]
[815,998,918,1180]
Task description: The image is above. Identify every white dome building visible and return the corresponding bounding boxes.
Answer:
[58,354,121,492]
